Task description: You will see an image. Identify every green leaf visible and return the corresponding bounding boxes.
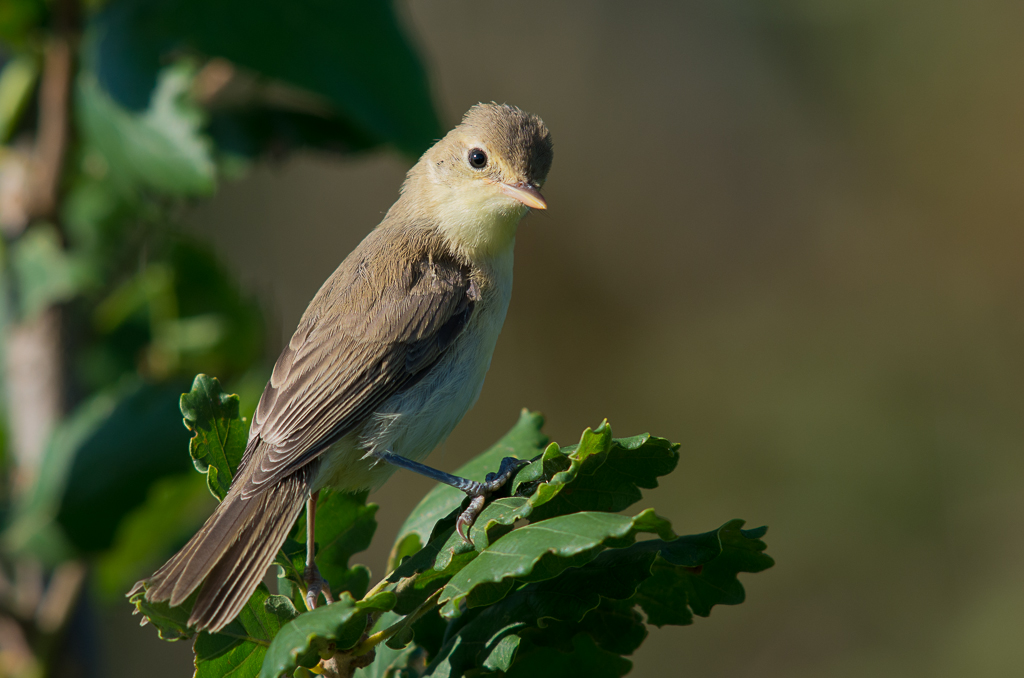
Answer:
[382,421,681,645]
[438,509,675,619]
[354,612,427,678]
[259,591,397,678]
[426,545,656,677]
[130,588,198,641]
[3,379,192,563]
[430,423,678,553]
[365,647,427,678]
[0,53,38,142]
[55,378,195,553]
[2,385,120,564]
[77,62,216,196]
[0,0,44,47]
[89,0,442,155]
[391,410,548,558]
[523,425,680,523]
[568,598,647,656]
[93,471,214,598]
[386,525,478,616]
[129,581,298,669]
[180,374,248,500]
[9,223,97,320]
[194,588,299,678]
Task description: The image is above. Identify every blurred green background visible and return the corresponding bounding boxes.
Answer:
[4,0,1023,676]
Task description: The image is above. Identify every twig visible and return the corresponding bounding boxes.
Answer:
[25,35,72,222]
[36,560,86,633]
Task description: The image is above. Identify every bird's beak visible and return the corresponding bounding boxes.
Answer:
[499,182,547,210]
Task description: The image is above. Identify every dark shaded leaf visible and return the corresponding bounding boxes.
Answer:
[0,0,45,47]
[206,106,378,158]
[634,520,774,624]
[88,0,442,155]
[533,598,647,657]
[354,611,428,678]
[425,540,658,676]
[503,634,633,678]
[53,379,194,553]
[93,472,214,598]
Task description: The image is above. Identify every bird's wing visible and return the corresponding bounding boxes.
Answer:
[239,232,478,495]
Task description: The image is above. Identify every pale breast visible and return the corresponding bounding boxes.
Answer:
[314,248,514,494]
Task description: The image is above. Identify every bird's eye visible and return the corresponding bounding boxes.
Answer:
[468,148,488,169]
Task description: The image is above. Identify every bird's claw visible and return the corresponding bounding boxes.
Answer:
[457,457,529,545]
[304,563,334,611]
[456,494,487,544]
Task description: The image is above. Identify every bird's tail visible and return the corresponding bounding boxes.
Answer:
[135,465,313,633]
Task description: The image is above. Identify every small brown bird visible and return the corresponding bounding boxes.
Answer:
[134,103,553,632]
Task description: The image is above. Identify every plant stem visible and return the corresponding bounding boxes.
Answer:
[351,589,442,657]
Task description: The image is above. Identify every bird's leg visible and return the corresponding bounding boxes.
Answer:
[304,490,334,610]
[377,452,529,544]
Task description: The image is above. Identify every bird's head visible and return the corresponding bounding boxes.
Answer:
[403,103,553,260]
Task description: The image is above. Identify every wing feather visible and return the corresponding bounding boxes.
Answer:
[239,227,477,496]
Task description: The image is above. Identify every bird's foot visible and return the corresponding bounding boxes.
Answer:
[456,456,530,544]
[304,563,334,611]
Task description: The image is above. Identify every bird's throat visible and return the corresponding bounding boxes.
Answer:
[432,185,526,263]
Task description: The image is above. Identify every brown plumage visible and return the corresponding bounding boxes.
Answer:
[135,104,553,632]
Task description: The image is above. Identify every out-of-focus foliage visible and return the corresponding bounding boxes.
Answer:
[0,1,441,675]
[87,0,441,156]
[130,385,773,676]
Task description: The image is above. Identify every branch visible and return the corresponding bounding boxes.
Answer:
[25,0,77,224]
[6,0,79,491]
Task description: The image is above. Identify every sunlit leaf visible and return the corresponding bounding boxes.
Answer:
[438,509,675,619]
[194,588,299,678]
[77,62,215,196]
[391,410,548,559]
[179,373,248,500]
[259,591,397,678]
[0,53,39,142]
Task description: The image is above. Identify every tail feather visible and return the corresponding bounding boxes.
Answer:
[191,472,309,629]
[140,464,314,633]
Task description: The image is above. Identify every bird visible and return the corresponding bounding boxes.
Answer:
[133,103,553,633]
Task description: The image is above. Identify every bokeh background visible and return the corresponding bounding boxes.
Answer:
[4,0,1023,676]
